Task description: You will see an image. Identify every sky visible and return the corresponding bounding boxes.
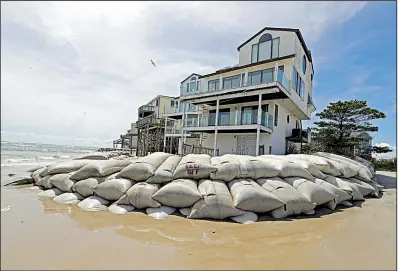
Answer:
[1,1,396,157]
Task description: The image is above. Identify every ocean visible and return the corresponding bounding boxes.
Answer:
[1,141,98,183]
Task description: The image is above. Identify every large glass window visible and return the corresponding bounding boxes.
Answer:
[188,81,197,92]
[292,67,298,91]
[272,38,280,59]
[258,40,272,61]
[209,109,230,126]
[300,79,305,98]
[251,44,258,64]
[223,75,241,90]
[248,71,262,86]
[302,55,307,74]
[241,106,257,125]
[248,68,274,86]
[274,104,278,127]
[241,73,246,86]
[208,79,219,92]
[262,68,274,83]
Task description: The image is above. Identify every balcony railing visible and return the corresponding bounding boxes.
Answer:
[164,105,199,115]
[181,66,292,97]
[136,114,164,128]
[138,105,155,113]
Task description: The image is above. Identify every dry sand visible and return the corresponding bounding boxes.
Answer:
[1,171,396,270]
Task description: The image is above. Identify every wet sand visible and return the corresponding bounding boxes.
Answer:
[1,172,396,270]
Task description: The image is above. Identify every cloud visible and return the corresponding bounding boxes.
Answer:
[347,69,382,92]
[1,1,367,146]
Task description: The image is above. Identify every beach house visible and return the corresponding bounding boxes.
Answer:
[177,27,316,156]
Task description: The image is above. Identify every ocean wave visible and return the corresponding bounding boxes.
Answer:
[2,155,72,165]
[38,156,56,160]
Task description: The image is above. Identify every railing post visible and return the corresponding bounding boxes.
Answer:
[214,99,219,154]
[256,94,262,156]
[179,103,186,155]
[163,115,168,152]
[274,62,278,82]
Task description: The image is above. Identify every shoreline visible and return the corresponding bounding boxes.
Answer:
[1,171,396,270]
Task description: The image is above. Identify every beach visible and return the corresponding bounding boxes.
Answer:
[1,170,396,270]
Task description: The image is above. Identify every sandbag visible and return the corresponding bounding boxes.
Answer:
[227,179,285,213]
[354,156,376,176]
[275,156,326,179]
[74,152,109,160]
[47,160,95,175]
[94,178,134,201]
[77,196,109,211]
[323,175,364,201]
[347,178,375,197]
[287,154,341,176]
[224,154,281,179]
[108,198,136,215]
[53,192,84,204]
[38,188,63,198]
[314,178,352,204]
[231,211,258,224]
[210,156,243,182]
[283,177,337,207]
[260,156,315,180]
[152,179,201,208]
[188,179,244,220]
[72,173,118,197]
[256,177,316,218]
[179,208,191,217]
[146,155,181,184]
[146,206,176,220]
[117,152,172,181]
[36,175,54,189]
[49,173,76,192]
[123,183,161,209]
[31,167,46,178]
[28,165,46,173]
[173,154,217,180]
[39,167,50,178]
[313,153,360,178]
[368,180,381,198]
[70,160,133,181]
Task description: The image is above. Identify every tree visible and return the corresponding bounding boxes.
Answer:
[311,100,386,156]
[371,145,393,154]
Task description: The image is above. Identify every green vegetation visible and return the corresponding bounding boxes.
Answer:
[372,158,397,172]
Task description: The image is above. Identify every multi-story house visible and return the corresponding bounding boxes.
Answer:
[177,27,316,156]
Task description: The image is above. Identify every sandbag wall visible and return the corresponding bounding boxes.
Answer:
[29,151,383,224]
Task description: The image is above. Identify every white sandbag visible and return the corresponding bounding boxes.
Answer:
[210,156,243,182]
[257,177,316,218]
[224,154,282,179]
[38,188,63,198]
[49,173,76,192]
[347,178,375,197]
[70,160,133,181]
[124,183,161,209]
[179,208,191,217]
[354,156,376,176]
[28,165,46,173]
[313,153,360,178]
[173,154,217,180]
[368,181,381,198]
[227,179,285,213]
[72,178,103,198]
[314,178,352,204]
[36,175,54,189]
[231,211,258,224]
[146,206,176,220]
[108,203,135,215]
[274,156,326,179]
[287,154,341,176]
[188,179,244,220]
[152,179,201,208]
[53,192,84,204]
[47,160,96,175]
[117,152,172,181]
[94,178,134,201]
[146,155,182,184]
[39,167,50,177]
[283,177,337,206]
[77,196,109,211]
[74,152,109,160]
[323,175,364,201]
[31,167,46,178]
[260,156,315,180]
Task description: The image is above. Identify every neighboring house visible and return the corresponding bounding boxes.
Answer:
[349,131,373,156]
[177,27,316,156]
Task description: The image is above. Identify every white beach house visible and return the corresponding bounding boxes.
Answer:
[176,27,316,156]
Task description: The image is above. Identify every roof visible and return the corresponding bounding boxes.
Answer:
[237,27,314,74]
[199,54,295,79]
[350,131,372,139]
[180,73,202,84]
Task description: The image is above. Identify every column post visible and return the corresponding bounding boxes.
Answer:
[213,99,220,154]
[256,94,262,156]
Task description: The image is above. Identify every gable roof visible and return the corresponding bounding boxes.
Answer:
[237,27,314,73]
[180,73,202,84]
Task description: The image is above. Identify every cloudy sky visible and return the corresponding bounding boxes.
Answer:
[1,1,396,156]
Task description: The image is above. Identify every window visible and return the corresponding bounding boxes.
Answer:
[248,68,274,86]
[292,67,298,91]
[302,55,307,74]
[208,79,220,92]
[300,80,305,99]
[269,146,272,154]
[296,120,300,129]
[209,109,230,126]
[176,101,179,109]
[223,75,241,90]
[292,66,304,98]
[171,100,175,107]
[241,73,245,87]
[188,81,197,92]
[156,99,159,107]
[311,74,314,81]
[274,104,278,127]
[287,115,290,124]
[191,77,196,81]
[241,106,257,125]
[251,35,280,63]
[262,104,269,112]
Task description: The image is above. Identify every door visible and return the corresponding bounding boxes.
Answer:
[236,135,257,156]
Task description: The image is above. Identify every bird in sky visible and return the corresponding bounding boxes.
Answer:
[151,59,156,67]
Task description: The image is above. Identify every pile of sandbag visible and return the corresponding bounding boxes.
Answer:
[25,151,382,224]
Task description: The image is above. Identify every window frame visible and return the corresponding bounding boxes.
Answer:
[274,104,279,127]
[251,37,280,64]
[208,79,220,92]
[222,74,241,90]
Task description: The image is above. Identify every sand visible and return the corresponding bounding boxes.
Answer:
[1,171,396,270]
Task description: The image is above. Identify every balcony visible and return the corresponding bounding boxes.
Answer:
[184,110,274,133]
[138,105,155,117]
[136,114,164,128]
[286,128,310,143]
